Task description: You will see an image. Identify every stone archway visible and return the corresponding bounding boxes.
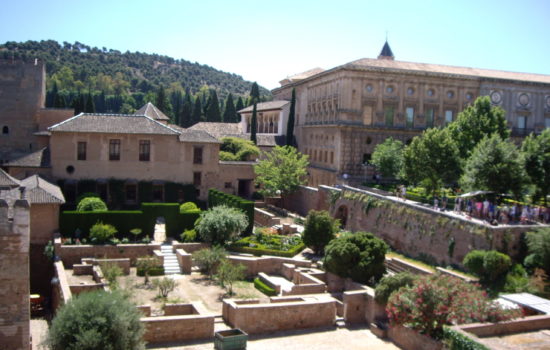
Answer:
[335,205,348,228]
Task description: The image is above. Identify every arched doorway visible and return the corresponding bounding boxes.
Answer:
[335,205,348,228]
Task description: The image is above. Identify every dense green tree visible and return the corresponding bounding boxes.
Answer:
[192,246,227,278]
[46,290,145,350]
[402,128,461,196]
[448,96,510,159]
[460,134,526,198]
[302,210,340,255]
[205,89,222,122]
[235,96,244,116]
[521,129,550,205]
[323,232,388,284]
[286,88,296,146]
[155,85,171,116]
[254,145,309,197]
[191,96,203,125]
[72,92,83,114]
[223,93,237,122]
[219,137,260,161]
[463,250,512,283]
[524,227,550,275]
[371,137,404,179]
[215,260,246,295]
[250,103,258,144]
[195,205,248,245]
[374,272,417,305]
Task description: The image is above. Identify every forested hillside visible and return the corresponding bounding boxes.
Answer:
[0,40,271,125]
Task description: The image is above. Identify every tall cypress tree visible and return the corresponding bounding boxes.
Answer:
[180,92,193,127]
[286,88,296,146]
[171,90,182,125]
[84,92,95,113]
[155,85,171,116]
[223,93,236,123]
[250,102,258,145]
[205,90,221,122]
[72,91,82,114]
[192,96,203,125]
[250,82,260,103]
[235,97,244,121]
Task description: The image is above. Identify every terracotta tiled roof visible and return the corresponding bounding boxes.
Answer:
[135,102,170,121]
[238,101,290,113]
[345,58,550,84]
[0,169,20,188]
[169,124,221,143]
[48,113,180,135]
[280,68,325,85]
[20,175,65,204]
[189,122,241,137]
[5,148,50,168]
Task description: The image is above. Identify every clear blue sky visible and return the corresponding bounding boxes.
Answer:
[1,0,549,90]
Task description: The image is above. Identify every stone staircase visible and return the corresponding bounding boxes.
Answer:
[160,244,180,275]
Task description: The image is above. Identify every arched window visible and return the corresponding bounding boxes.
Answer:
[2,126,8,135]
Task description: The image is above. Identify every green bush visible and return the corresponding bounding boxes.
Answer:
[525,227,550,274]
[192,246,227,278]
[77,197,108,212]
[220,137,260,161]
[89,221,117,244]
[180,229,197,242]
[302,210,340,255]
[323,231,388,284]
[374,272,416,305]
[46,290,144,350]
[60,210,146,239]
[196,206,248,245]
[136,266,164,277]
[179,202,198,213]
[229,234,305,257]
[443,326,490,350]
[463,250,512,283]
[254,277,277,296]
[208,189,254,235]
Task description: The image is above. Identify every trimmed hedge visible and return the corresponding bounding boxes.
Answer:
[137,266,164,277]
[443,326,489,350]
[208,189,254,235]
[59,202,201,240]
[254,277,277,296]
[229,241,306,258]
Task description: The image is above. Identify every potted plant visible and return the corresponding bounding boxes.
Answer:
[214,328,248,350]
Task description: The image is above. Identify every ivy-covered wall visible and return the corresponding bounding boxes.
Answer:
[329,187,533,267]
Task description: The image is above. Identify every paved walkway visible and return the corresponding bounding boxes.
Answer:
[31,319,48,350]
[148,325,401,350]
[154,222,166,243]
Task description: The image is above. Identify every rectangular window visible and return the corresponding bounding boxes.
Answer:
[125,184,137,202]
[139,140,150,161]
[384,106,394,127]
[193,172,202,186]
[445,110,454,125]
[109,139,121,161]
[517,115,526,129]
[193,147,203,164]
[363,105,373,125]
[425,108,434,128]
[152,184,164,202]
[77,141,87,161]
[405,107,414,128]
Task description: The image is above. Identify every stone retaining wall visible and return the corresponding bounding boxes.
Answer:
[388,325,443,350]
[254,207,280,227]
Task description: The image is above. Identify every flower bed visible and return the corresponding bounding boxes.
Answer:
[229,234,305,258]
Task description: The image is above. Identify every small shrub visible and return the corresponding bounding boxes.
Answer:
[374,272,416,305]
[525,228,550,275]
[77,197,108,212]
[254,277,277,296]
[302,210,340,255]
[100,262,123,289]
[463,250,511,283]
[43,240,55,261]
[141,236,151,244]
[130,228,142,242]
[215,260,246,295]
[442,326,490,350]
[152,277,177,298]
[136,256,162,284]
[180,229,197,242]
[89,221,117,244]
[192,246,227,278]
[195,205,248,245]
[179,202,199,213]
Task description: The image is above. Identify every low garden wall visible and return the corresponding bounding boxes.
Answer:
[254,207,280,227]
[141,303,214,344]
[80,258,131,275]
[226,255,312,278]
[52,261,72,311]
[388,325,443,350]
[222,297,337,335]
[175,249,191,274]
[54,238,161,267]
[172,242,209,253]
[457,314,550,337]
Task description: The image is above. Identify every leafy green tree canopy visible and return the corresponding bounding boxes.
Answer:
[448,96,510,158]
[402,128,460,195]
[46,290,145,350]
[371,137,404,179]
[521,128,550,205]
[195,205,248,245]
[302,210,340,255]
[460,134,526,198]
[219,137,260,161]
[524,227,550,275]
[374,272,417,305]
[76,197,107,211]
[254,146,309,197]
[323,231,388,284]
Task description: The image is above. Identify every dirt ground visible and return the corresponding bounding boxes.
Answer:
[118,268,268,315]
